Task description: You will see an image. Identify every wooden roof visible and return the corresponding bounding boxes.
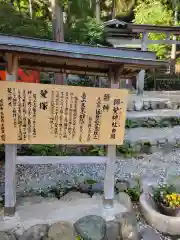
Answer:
[105,19,180,34]
[0,34,168,77]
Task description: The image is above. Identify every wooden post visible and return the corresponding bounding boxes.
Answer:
[170,0,178,74]
[4,54,18,216]
[137,31,148,95]
[103,68,119,208]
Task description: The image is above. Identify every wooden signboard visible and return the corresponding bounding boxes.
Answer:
[0,81,128,145]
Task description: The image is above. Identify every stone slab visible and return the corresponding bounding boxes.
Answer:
[0,194,127,235]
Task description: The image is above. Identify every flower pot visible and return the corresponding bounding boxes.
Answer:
[159,203,180,216]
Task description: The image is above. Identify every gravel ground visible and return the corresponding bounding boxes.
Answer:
[7,148,180,191]
[133,203,180,240]
[1,149,180,238]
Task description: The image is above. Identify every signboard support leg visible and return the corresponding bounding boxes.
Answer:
[103,73,119,208]
[104,145,116,208]
[4,54,18,216]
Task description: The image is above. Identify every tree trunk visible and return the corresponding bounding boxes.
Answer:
[96,0,100,23]
[51,0,64,84]
[29,0,33,18]
[112,0,116,19]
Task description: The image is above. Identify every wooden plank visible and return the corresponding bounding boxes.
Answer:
[4,54,18,216]
[0,82,128,145]
[16,156,107,165]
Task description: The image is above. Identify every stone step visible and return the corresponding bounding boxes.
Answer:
[127,109,180,119]
[127,91,180,111]
[124,126,180,146]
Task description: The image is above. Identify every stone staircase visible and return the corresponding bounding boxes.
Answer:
[125,91,180,148]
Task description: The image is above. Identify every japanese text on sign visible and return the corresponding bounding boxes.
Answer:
[0,81,128,145]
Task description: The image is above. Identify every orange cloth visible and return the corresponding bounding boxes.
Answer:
[0,69,40,83]
[0,70,6,81]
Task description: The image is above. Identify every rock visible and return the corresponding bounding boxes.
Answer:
[157,138,168,147]
[74,215,106,240]
[115,180,130,192]
[115,212,140,240]
[0,184,4,194]
[140,226,161,240]
[157,102,165,109]
[172,102,178,109]
[134,100,143,111]
[79,183,103,195]
[127,102,134,111]
[19,224,49,240]
[8,224,24,238]
[149,101,157,110]
[0,232,16,240]
[91,183,104,193]
[60,191,90,201]
[105,220,120,240]
[133,143,142,153]
[164,101,172,109]
[143,101,150,110]
[48,221,75,240]
[128,179,138,189]
[116,192,133,212]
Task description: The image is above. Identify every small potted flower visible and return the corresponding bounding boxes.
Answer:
[153,184,180,216]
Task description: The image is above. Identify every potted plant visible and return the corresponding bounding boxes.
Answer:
[153,184,180,216]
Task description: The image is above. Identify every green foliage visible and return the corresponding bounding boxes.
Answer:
[0,195,4,208]
[0,2,52,38]
[15,145,106,157]
[85,179,97,185]
[117,141,138,158]
[125,119,138,129]
[0,145,4,162]
[145,74,180,90]
[125,187,140,202]
[116,0,135,16]
[153,184,176,203]
[18,145,67,156]
[89,146,105,156]
[66,17,105,45]
[125,176,141,202]
[67,76,97,87]
[76,236,82,240]
[134,0,173,59]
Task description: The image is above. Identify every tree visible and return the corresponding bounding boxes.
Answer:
[134,0,173,59]
[65,16,106,45]
[0,2,52,38]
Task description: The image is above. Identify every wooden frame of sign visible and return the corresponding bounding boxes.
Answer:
[0,34,167,216]
[2,61,125,214]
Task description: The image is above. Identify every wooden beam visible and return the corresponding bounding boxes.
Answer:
[16,156,107,165]
[107,36,180,45]
[147,39,180,45]
[19,60,108,74]
[4,54,18,216]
